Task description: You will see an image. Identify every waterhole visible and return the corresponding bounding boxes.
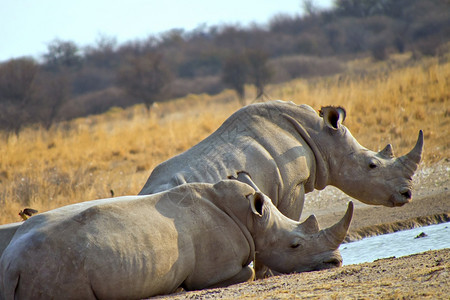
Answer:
[340,222,450,265]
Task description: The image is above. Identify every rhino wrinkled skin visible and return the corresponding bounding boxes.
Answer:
[140,101,423,220]
[0,181,353,299]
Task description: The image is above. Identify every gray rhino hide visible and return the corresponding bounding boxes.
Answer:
[140,100,422,220]
[0,182,256,299]
[0,180,352,299]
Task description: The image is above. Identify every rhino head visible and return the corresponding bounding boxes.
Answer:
[248,192,353,273]
[317,106,423,207]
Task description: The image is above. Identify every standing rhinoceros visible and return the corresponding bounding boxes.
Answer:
[0,180,353,300]
[140,101,423,221]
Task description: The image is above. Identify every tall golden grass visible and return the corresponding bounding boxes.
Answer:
[1,54,449,224]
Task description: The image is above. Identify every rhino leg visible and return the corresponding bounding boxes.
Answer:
[254,259,269,279]
[206,266,255,289]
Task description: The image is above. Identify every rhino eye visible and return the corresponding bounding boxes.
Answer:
[291,243,301,249]
[369,162,377,169]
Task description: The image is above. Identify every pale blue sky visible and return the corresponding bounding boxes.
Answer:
[0,0,333,62]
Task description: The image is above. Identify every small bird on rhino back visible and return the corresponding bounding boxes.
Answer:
[18,208,38,221]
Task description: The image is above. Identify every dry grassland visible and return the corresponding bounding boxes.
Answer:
[1,54,449,224]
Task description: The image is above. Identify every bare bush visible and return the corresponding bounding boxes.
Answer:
[222,53,248,104]
[0,58,39,133]
[117,52,173,110]
[170,76,224,98]
[59,87,129,119]
[245,49,273,99]
[269,55,344,82]
[43,39,83,71]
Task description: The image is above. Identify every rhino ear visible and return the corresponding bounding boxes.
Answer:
[248,192,265,217]
[320,106,346,130]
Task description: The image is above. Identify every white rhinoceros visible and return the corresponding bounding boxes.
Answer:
[0,224,20,260]
[140,101,423,220]
[0,180,353,300]
[0,101,422,259]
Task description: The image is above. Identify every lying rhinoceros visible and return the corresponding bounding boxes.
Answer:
[140,101,423,220]
[0,180,353,299]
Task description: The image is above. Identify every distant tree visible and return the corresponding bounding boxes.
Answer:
[370,39,388,61]
[0,57,71,132]
[84,34,118,68]
[1,0,448,131]
[394,36,405,53]
[335,0,376,17]
[302,0,319,16]
[344,24,368,53]
[245,50,273,99]
[74,35,119,95]
[0,58,38,104]
[43,39,83,71]
[178,54,222,78]
[0,58,39,133]
[117,52,173,111]
[222,54,248,105]
[30,71,70,129]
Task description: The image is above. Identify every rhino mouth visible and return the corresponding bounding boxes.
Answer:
[390,188,412,207]
[308,258,342,272]
[302,255,342,272]
[322,257,342,268]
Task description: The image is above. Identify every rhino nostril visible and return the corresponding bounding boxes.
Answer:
[401,189,412,199]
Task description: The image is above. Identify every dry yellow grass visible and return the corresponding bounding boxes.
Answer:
[1,55,449,224]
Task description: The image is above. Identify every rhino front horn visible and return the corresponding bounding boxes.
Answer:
[398,130,424,174]
[405,130,424,164]
[321,201,354,250]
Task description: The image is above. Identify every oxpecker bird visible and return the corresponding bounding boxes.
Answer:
[19,208,38,221]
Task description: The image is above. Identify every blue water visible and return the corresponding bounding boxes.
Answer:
[340,222,450,265]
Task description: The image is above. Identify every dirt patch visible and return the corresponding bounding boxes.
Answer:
[158,249,450,299]
[156,249,449,299]
[154,160,449,299]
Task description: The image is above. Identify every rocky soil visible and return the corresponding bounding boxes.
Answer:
[156,249,449,299]
[155,160,450,299]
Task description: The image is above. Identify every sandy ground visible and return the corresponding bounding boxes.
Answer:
[155,159,450,299]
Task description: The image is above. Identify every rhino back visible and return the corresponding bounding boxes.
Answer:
[0,197,186,299]
[0,222,21,259]
[140,101,318,208]
[0,186,253,298]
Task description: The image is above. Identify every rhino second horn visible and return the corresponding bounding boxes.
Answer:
[398,130,424,174]
[379,144,394,158]
[301,214,320,234]
[321,201,354,250]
